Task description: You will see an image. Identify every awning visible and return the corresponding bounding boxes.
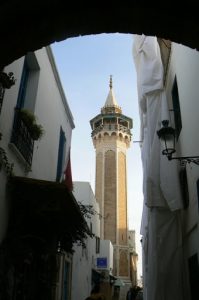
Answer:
[7,176,89,252]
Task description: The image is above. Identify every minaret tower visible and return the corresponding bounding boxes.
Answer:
[90,76,133,279]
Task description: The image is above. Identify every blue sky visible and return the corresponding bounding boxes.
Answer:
[51,33,143,276]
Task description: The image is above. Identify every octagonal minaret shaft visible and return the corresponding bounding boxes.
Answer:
[90,76,133,278]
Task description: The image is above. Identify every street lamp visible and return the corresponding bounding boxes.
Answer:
[157,120,199,165]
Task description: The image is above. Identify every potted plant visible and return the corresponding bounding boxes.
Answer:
[19,109,44,141]
[30,123,44,140]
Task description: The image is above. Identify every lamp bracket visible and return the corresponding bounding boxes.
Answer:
[170,156,199,166]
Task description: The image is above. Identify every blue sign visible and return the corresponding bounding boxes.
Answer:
[97,257,107,268]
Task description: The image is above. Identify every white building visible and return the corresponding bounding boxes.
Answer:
[133,35,199,300]
[0,46,88,300]
[162,41,199,300]
[128,230,138,286]
[72,181,114,300]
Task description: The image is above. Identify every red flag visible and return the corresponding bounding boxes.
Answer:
[64,148,73,192]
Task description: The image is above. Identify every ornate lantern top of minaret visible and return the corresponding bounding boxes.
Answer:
[90,75,133,148]
[101,75,122,114]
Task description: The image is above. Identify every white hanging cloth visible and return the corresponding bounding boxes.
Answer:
[132,34,185,300]
[132,34,183,211]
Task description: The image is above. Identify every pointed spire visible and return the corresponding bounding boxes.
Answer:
[104,75,119,108]
[109,75,113,89]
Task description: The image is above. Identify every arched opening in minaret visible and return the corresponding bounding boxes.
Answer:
[104,132,109,137]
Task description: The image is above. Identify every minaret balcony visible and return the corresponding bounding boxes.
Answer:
[91,124,131,137]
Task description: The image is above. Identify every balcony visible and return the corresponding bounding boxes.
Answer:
[11,109,34,165]
[91,124,131,137]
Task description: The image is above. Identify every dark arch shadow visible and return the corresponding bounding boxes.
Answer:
[0,2,199,68]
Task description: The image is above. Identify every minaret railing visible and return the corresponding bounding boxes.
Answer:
[91,124,131,136]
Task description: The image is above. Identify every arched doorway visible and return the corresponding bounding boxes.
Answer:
[0,3,199,68]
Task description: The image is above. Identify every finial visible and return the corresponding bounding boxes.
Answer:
[109,75,113,89]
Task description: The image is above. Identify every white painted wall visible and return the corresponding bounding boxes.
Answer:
[98,240,113,273]
[71,182,100,300]
[0,57,25,176]
[128,230,136,250]
[165,43,199,257]
[166,43,199,157]
[72,181,100,236]
[30,47,74,181]
[0,46,74,241]
[71,182,113,300]
[1,46,74,180]
[133,37,199,300]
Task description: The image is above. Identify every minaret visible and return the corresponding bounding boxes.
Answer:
[90,76,133,279]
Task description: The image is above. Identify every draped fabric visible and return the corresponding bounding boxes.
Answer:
[64,147,73,192]
[132,34,184,300]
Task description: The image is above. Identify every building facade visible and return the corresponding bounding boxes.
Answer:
[128,230,138,286]
[71,181,114,300]
[0,46,88,300]
[133,35,199,300]
[90,77,133,281]
[162,41,199,300]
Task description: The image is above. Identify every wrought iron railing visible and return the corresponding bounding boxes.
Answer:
[11,109,34,165]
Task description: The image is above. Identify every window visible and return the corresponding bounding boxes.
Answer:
[10,109,34,165]
[10,53,40,165]
[16,53,40,111]
[96,237,100,254]
[197,179,199,212]
[56,127,66,181]
[179,167,189,209]
[172,76,182,140]
[16,58,29,109]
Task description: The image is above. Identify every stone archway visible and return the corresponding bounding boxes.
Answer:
[0,2,199,68]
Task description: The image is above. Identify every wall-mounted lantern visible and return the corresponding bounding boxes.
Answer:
[157,120,199,165]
